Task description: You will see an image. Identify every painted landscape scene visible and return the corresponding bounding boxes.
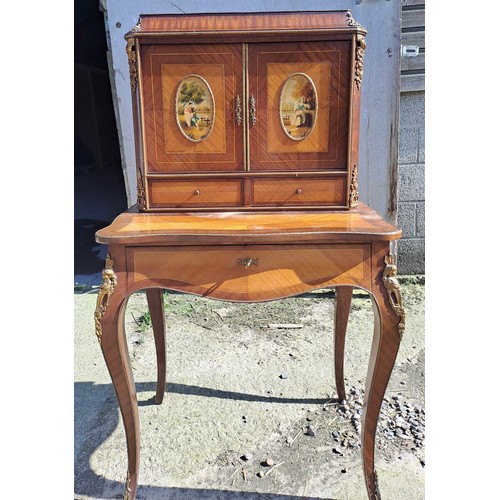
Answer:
[279,73,317,141]
[175,75,215,142]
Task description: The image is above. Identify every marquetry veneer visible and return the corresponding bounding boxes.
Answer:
[125,10,366,211]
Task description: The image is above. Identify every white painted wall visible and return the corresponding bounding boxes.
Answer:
[101,0,400,221]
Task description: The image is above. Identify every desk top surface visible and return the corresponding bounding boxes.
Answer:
[96,204,401,246]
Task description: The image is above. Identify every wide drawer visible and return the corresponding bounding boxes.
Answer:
[252,177,347,206]
[148,179,243,208]
[126,244,370,301]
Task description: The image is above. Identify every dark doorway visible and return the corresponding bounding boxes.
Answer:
[74,0,128,287]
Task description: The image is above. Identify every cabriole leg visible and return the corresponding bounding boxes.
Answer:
[334,286,353,402]
[362,248,405,499]
[95,252,140,500]
[146,288,166,404]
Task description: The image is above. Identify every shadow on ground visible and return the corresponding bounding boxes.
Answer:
[75,380,336,500]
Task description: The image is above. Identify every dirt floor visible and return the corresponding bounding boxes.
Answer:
[74,278,424,499]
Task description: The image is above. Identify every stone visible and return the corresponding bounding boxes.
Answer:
[305,425,316,437]
[399,127,419,164]
[397,202,416,237]
[416,202,425,237]
[400,92,425,127]
[397,238,425,275]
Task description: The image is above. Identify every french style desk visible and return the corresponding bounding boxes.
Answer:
[94,203,405,500]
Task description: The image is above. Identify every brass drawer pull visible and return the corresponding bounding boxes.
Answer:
[296,188,302,195]
[249,95,257,127]
[193,189,200,196]
[235,94,242,126]
[237,257,258,269]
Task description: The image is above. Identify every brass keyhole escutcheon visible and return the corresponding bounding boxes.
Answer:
[237,257,259,269]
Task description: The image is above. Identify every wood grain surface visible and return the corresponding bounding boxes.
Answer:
[148,178,244,208]
[248,41,351,171]
[140,43,243,173]
[127,10,365,210]
[95,203,401,245]
[127,244,369,301]
[252,177,347,206]
[133,11,366,36]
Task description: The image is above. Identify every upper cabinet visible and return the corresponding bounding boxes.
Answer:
[125,11,367,211]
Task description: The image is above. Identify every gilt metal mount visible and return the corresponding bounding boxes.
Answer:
[237,257,259,269]
[382,254,406,339]
[94,254,117,343]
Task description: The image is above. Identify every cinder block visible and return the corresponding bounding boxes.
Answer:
[398,91,425,276]
[398,164,425,201]
[400,91,425,127]
[397,238,425,275]
[418,127,425,163]
[397,202,416,238]
[416,202,425,237]
[399,127,419,164]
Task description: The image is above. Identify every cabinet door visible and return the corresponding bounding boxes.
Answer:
[247,41,351,171]
[140,43,244,172]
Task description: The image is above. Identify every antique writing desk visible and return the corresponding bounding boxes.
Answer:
[93,10,406,499]
[94,203,405,500]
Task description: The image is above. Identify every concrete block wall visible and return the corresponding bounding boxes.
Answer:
[397,91,425,274]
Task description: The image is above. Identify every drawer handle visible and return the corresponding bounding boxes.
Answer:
[237,257,259,269]
[235,94,242,126]
[193,189,201,196]
[249,95,257,127]
[295,188,302,195]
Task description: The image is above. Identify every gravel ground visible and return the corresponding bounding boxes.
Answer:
[74,278,425,499]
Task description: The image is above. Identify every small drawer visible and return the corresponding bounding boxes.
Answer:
[252,177,346,206]
[127,244,370,301]
[148,179,243,208]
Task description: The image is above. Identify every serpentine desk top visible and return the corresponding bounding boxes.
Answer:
[96,203,401,246]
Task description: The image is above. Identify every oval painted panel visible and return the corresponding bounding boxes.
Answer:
[175,75,215,142]
[279,73,317,141]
